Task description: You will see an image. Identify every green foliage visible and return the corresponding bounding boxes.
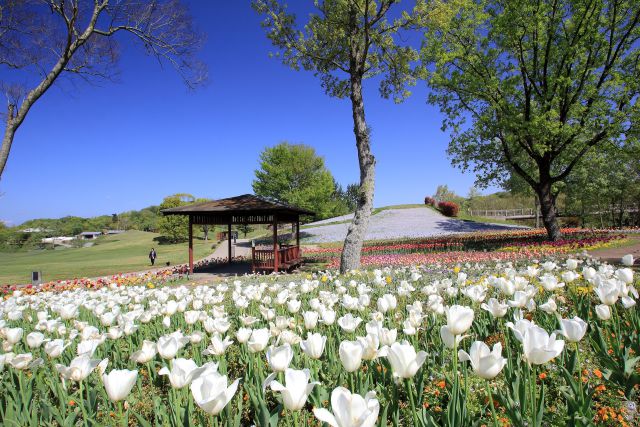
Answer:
[433,184,463,204]
[564,140,640,227]
[237,224,255,238]
[422,0,640,237]
[157,195,193,243]
[253,0,426,102]
[252,142,347,220]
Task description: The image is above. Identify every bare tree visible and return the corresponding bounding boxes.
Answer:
[0,0,206,180]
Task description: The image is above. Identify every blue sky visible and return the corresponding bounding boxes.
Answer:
[0,1,490,226]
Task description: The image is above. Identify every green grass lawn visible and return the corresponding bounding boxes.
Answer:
[0,230,215,285]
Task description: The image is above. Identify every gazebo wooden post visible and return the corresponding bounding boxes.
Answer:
[273,214,279,272]
[227,222,232,264]
[296,218,300,247]
[188,216,193,274]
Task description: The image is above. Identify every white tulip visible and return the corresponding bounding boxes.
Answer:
[158,358,217,389]
[338,313,362,333]
[444,305,474,336]
[621,254,634,266]
[300,333,327,359]
[130,340,157,363]
[385,341,427,379]
[480,298,508,318]
[26,332,47,349]
[56,354,104,381]
[191,372,239,415]
[102,369,138,402]
[557,316,588,343]
[247,328,270,353]
[595,304,611,320]
[44,339,69,358]
[522,326,564,365]
[458,341,506,379]
[236,327,252,344]
[303,311,319,329]
[5,327,23,345]
[157,334,190,360]
[339,340,364,373]
[266,344,293,372]
[313,387,379,427]
[265,368,319,411]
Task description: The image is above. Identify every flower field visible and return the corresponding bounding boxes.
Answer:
[303,229,630,268]
[0,252,638,426]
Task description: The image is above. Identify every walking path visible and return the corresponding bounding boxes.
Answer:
[587,235,640,266]
[301,207,526,243]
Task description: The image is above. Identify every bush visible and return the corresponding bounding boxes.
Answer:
[438,201,459,217]
[424,197,436,206]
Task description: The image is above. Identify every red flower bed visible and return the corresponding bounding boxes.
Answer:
[438,201,459,217]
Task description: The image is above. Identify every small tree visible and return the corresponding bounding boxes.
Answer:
[253,142,339,219]
[237,223,255,238]
[157,194,194,243]
[422,0,640,240]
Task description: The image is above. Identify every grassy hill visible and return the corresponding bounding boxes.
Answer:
[0,230,215,285]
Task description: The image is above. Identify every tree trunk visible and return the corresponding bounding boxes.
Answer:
[536,181,562,241]
[340,73,375,273]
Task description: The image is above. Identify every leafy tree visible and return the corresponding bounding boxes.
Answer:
[157,194,194,243]
[238,223,255,238]
[434,184,460,203]
[565,140,640,227]
[252,142,342,219]
[254,0,426,272]
[0,0,205,180]
[422,0,640,240]
[343,183,361,212]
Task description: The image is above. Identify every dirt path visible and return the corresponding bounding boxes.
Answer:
[587,235,640,266]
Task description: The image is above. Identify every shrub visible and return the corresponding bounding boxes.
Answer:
[424,197,436,206]
[438,201,459,217]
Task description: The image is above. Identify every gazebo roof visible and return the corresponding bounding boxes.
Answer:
[161,194,314,216]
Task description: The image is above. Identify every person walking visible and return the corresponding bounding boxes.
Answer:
[149,248,157,266]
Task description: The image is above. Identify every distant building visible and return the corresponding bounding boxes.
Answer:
[21,227,52,233]
[41,236,75,247]
[78,231,102,240]
[105,230,126,235]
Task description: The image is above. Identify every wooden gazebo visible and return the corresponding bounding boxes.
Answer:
[161,194,313,274]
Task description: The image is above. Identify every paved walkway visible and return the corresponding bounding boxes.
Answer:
[301,207,526,243]
[587,235,640,266]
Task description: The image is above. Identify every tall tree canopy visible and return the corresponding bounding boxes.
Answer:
[422,0,640,240]
[254,0,426,272]
[252,142,345,219]
[0,0,205,180]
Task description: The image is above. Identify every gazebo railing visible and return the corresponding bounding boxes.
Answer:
[252,244,301,272]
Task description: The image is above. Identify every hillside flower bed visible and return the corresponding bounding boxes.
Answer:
[0,255,638,426]
[306,229,628,268]
[0,269,184,297]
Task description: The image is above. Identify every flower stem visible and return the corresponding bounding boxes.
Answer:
[406,379,421,427]
[79,380,89,427]
[485,380,499,427]
[530,364,537,427]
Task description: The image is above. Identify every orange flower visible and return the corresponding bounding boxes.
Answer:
[538,372,547,380]
[436,380,446,389]
[593,368,603,379]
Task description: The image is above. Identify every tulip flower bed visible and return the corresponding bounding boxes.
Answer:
[304,229,628,268]
[0,254,638,426]
[0,268,185,297]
